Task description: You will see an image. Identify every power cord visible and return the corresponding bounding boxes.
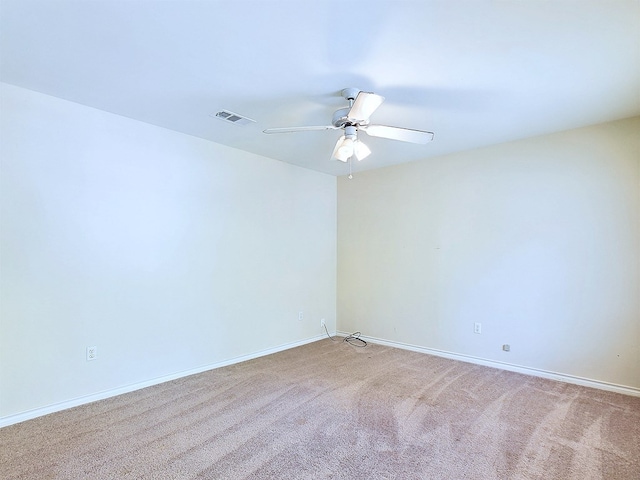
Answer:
[343,331,367,347]
[323,323,367,348]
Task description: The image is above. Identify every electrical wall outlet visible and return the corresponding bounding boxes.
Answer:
[503,344,510,352]
[298,311,304,321]
[474,322,482,334]
[321,318,325,328]
[87,346,97,361]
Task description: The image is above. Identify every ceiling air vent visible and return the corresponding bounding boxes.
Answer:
[212,110,256,126]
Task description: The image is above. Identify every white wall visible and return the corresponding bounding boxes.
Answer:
[338,117,639,390]
[0,83,336,420]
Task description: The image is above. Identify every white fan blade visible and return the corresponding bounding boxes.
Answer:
[347,92,385,121]
[361,124,434,144]
[263,125,338,134]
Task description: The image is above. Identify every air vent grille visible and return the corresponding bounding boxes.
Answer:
[212,110,256,126]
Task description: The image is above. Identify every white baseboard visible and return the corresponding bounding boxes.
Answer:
[4,331,635,428]
[339,331,640,397]
[0,334,326,428]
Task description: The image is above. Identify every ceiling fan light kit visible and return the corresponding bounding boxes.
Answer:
[263,88,434,173]
[331,125,372,162]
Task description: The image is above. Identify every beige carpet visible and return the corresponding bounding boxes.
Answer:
[1,339,639,479]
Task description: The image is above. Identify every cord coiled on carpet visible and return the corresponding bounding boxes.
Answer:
[323,324,367,347]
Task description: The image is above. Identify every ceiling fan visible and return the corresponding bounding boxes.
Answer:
[263,88,434,163]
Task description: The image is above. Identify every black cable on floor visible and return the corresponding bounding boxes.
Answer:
[323,324,367,347]
[343,331,367,347]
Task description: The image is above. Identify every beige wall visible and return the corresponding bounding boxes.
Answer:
[338,116,639,389]
[0,83,337,420]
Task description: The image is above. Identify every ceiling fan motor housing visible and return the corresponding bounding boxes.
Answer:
[332,108,352,128]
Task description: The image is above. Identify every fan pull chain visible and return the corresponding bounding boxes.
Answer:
[347,96,356,179]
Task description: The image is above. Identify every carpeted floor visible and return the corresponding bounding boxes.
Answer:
[1,338,639,479]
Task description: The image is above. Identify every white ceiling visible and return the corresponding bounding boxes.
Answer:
[1,0,639,176]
